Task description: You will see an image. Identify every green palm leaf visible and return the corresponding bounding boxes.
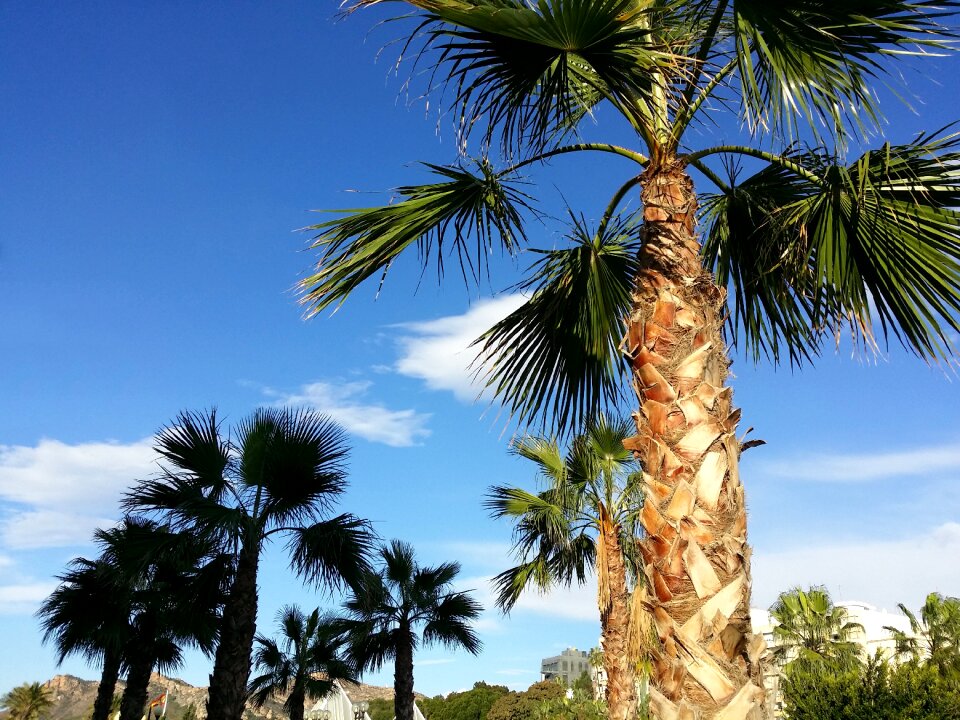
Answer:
[474,211,640,435]
[702,130,960,362]
[299,160,533,315]
[731,0,959,139]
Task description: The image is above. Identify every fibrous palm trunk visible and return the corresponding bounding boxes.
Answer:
[393,627,415,720]
[118,643,154,720]
[598,505,637,720]
[92,649,122,720]
[623,163,767,720]
[207,542,260,720]
[288,686,306,720]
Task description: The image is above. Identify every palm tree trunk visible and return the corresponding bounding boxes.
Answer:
[600,515,638,720]
[288,687,306,720]
[92,648,122,720]
[624,162,767,720]
[207,540,260,720]
[393,626,415,720]
[118,644,154,720]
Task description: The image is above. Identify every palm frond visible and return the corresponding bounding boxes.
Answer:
[702,130,960,362]
[286,514,376,592]
[299,160,534,315]
[474,211,641,435]
[421,592,483,654]
[730,0,959,140]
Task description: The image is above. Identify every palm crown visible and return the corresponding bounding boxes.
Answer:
[768,587,864,671]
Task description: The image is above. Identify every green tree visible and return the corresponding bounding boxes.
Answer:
[248,606,357,720]
[781,654,960,720]
[37,558,131,720]
[534,688,607,720]
[1,684,54,720]
[486,414,647,717]
[301,3,960,717]
[124,408,375,720]
[486,682,565,720]
[427,682,510,720]
[886,593,960,684]
[365,698,394,720]
[335,540,482,720]
[769,587,863,672]
[181,704,197,720]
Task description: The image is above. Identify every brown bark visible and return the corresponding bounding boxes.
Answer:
[599,508,638,720]
[393,624,415,720]
[207,540,260,720]
[118,639,155,720]
[92,648,122,720]
[623,163,767,720]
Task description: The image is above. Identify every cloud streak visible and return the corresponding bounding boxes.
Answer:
[394,295,526,402]
[267,381,431,447]
[757,442,960,482]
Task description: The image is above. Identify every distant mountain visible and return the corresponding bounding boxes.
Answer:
[33,673,406,720]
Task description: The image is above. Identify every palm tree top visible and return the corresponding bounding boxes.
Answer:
[302,0,960,435]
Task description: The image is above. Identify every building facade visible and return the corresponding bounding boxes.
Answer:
[540,647,592,686]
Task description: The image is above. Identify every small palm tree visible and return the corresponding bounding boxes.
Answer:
[37,558,131,720]
[336,541,482,720]
[768,587,863,672]
[485,413,647,719]
[886,592,960,683]
[248,606,358,720]
[124,408,375,720]
[94,518,228,720]
[1,683,54,720]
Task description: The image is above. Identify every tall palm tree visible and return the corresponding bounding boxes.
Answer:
[300,2,960,718]
[886,592,960,683]
[486,413,648,719]
[124,408,375,720]
[37,558,131,720]
[768,587,863,672]
[1,684,53,720]
[248,606,358,720]
[335,540,482,720]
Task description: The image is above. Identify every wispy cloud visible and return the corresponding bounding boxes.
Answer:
[394,295,526,401]
[463,574,599,623]
[757,442,960,482]
[266,381,431,447]
[0,582,57,615]
[0,438,155,549]
[416,658,456,667]
[751,522,960,611]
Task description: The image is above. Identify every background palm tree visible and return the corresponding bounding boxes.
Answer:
[486,413,647,719]
[248,606,358,720]
[124,408,375,720]
[37,558,131,720]
[94,518,228,720]
[768,587,863,672]
[886,592,960,684]
[1,683,53,720]
[300,2,960,717]
[335,540,482,720]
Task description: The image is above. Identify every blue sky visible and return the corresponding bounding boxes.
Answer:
[2,0,960,699]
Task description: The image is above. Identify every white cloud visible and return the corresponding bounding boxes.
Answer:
[758,442,960,482]
[0,582,57,614]
[0,438,156,550]
[463,574,599,623]
[394,295,527,401]
[269,381,431,447]
[416,658,456,667]
[751,522,960,611]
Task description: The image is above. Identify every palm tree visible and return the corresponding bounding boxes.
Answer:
[94,518,228,720]
[1,683,54,720]
[124,408,375,720]
[248,605,358,720]
[886,592,960,682]
[300,2,960,718]
[336,540,482,720]
[768,587,863,672]
[37,558,131,720]
[486,413,648,718]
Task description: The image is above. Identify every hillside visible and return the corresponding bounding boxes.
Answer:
[33,674,407,720]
